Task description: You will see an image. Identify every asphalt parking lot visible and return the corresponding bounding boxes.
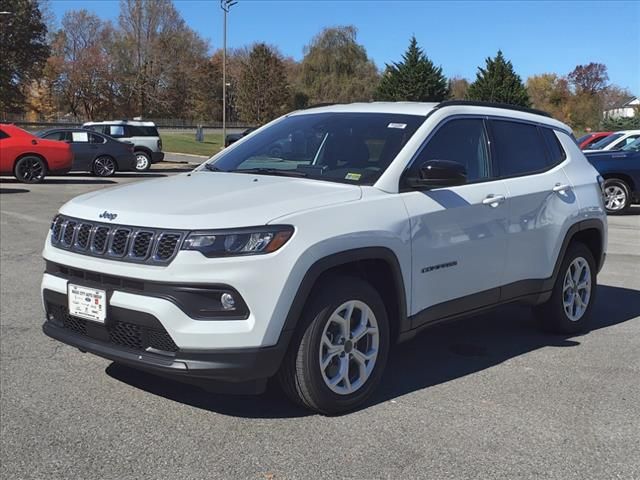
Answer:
[1,170,639,480]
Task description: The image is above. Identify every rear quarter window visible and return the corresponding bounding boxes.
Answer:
[540,128,566,165]
[0,129,9,139]
[126,125,159,137]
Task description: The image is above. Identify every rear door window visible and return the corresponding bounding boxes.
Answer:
[43,131,67,141]
[89,133,105,144]
[71,131,89,143]
[490,120,548,177]
[108,125,125,137]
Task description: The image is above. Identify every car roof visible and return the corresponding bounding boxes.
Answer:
[83,120,157,127]
[291,101,571,133]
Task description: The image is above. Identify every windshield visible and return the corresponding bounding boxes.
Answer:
[621,137,640,152]
[589,133,622,150]
[576,134,591,144]
[208,112,426,184]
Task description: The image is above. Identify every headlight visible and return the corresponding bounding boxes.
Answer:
[181,225,294,257]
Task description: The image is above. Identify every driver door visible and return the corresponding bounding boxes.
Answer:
[400,117,510,324]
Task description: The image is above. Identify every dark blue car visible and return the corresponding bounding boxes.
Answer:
[585,138,640,214]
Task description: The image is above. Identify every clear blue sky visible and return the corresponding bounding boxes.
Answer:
[50,0,640,93]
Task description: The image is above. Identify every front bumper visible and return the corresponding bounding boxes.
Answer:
[42,287,290,384]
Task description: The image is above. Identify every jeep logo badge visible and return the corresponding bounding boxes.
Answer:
[99,211,118,221]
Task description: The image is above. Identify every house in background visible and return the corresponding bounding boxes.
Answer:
[604,96,639,119]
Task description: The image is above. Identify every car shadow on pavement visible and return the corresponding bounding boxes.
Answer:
[106,284,640,418]
[0,187,30,194]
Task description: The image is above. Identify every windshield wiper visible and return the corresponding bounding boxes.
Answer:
[203,163,223,172]
[234,168,308,178]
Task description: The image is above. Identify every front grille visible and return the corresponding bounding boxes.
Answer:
[92,226,109,253]
[51,215,185,265]
[50,304,178,353]
[62,220,76,246]
[155,233,181,261]
[109,228,130,256]
[130,231,153,259]
[75,224,92,250]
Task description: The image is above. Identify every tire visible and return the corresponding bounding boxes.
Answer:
[14,156,47,183]
[534,242,597,334]
[603,178,630,214]
[92,155,116,177]
[278,276,390,415]
[134,151,151,172]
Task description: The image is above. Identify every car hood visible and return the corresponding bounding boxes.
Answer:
[59,171,362,229]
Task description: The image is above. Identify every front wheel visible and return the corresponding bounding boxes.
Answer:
[603,178,630,214]
[14,156,47,183]
[534,242,597,334]
[278,276,389,415]
[134,151,151,172]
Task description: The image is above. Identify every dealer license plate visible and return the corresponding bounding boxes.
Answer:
[68,283,107,323]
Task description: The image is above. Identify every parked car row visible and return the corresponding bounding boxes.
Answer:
[577,129,640,152]
[585,137,640,214]
[0,120,164,183]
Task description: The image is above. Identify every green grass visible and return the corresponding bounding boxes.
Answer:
[161,132,224,156]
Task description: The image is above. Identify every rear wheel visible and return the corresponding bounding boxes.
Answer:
[134,151,151,172]
[14,156,46,183]
[93,155,116,177]
[534,242,596,334]
[278,276,389,415]
[603,178,630,214]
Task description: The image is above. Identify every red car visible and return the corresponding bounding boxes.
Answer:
[0,124,73,183]
[576,131,612,150]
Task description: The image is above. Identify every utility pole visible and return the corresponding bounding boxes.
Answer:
[220,0,237,147]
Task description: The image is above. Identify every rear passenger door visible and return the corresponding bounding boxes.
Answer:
[488,120,577,291]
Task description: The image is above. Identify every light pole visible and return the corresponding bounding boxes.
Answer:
[220,0,237,147]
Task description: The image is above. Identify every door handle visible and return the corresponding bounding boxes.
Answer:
[552,183,571,193]
[482,194,506,207]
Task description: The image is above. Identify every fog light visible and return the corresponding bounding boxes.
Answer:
[48,313,55,321]
[221,292,236,310]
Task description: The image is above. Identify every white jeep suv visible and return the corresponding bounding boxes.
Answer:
[42,101,607,414]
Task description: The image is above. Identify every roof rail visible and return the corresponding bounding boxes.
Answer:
[305,103,337,109]
[436,100,552,118]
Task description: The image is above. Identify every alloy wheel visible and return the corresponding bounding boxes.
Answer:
[604,185,627,212]
[94,156,115,176]
[16,157,45,182]
[562,257,591,322]
[319,300,379,395]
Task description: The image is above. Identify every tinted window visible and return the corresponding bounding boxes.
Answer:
[491,120,548,177]
[0,129,8,139]
[43,131,67,141]
[212,112,425,185]
[89,133,105,144]
[126,125,159,137]
[416,118,491,181]
[617,135,640,148]
[540,128,566,164]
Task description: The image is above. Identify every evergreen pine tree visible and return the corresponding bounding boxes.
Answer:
[375,36,449,102]
[466,50,530,107]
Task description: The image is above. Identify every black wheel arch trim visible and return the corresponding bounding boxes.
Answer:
[279,247,409,341]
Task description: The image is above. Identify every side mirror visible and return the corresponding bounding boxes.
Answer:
[404,159,467,189]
